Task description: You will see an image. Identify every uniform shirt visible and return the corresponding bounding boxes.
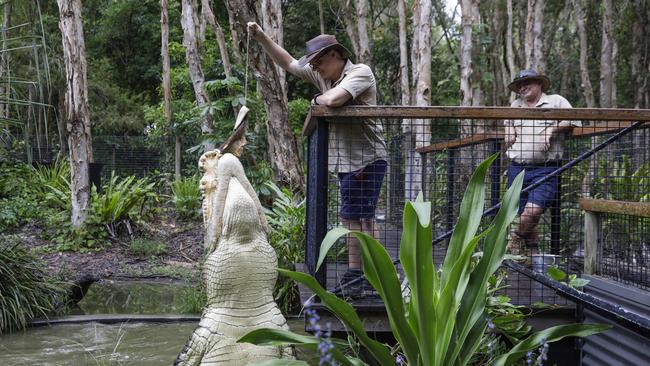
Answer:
[505,93,581,163]
[288,59,387,172]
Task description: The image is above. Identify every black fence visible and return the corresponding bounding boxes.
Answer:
[304,106,650,307]
[5,135,195,179]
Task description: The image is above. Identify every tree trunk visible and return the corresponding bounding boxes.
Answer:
[201,0,233,80]
[224,4,243,64]
[404,0,431,202]
[490,0,508,106]
[355,0,371,66]
[339,0,371,67]
[318,0,325,34]
[524,0,545,73]
[630,1,645,109]
[160,0,179,180]
[599,0,614,108]
[575,0,595,107]
[506,0,516,102]
[181,0,214,150]
[261,0,286,100]
[397,0,410,106]
[0,2,11,119]
[57,0,92,228]
[224,0,304,193]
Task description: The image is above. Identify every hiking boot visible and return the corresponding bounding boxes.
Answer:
[339,269,365,299]
[507,232,525,256]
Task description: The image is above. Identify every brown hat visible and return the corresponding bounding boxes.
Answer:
[508,69,551,93]
[297,34,352,67]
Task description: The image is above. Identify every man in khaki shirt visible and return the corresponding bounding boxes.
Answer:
[248,23,387,297]
[504,70,581,257]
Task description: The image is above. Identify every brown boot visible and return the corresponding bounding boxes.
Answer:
[507,232,525,256]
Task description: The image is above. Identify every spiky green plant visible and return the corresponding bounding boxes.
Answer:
[170,175,201,220]
[0,241,67,333]
[239,154,610,366]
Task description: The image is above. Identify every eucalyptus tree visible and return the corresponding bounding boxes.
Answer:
[57,0,92,228]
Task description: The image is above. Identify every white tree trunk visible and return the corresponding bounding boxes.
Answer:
[181,0,214,150]
[224,0,304,192]
[355,0,371,66]
[404,0,431,202]
[397,0,410,106]
[506,0,516,102]
[57,0,92,228]
[201,0,233,80]
[261,0,286,100]
[524,0,545,73]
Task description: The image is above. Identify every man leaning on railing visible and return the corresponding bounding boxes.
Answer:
[503,70,581,260]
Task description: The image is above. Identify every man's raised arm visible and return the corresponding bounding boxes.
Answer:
[247,22,297,72]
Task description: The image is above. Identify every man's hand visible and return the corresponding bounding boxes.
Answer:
[247,22,262,39]
[504,123,517,148]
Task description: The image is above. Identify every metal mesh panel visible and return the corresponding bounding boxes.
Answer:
[311,116,650,305]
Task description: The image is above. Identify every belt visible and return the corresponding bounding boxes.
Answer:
[512,161,561,167]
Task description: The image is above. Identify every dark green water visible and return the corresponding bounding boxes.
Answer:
[76,280,198,315]
[0,281,314,365]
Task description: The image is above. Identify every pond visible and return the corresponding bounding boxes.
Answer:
[0,280,312,365]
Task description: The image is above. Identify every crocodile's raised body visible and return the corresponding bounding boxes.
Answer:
[174,150,292,365]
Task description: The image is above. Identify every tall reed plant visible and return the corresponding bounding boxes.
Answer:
[239,154,610,366]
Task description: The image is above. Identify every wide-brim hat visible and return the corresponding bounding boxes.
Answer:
[297,34,352,67]
[219,105,249,153]
[508,69,551,93]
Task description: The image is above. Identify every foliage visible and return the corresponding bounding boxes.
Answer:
[0,162,47,232]
[595,157,650,202]
[0,241,67,334]
[171,175,201,220]
[264,181,306,314]
[239,155,610,365]
[91,174,158,238]
[128,238,168,257]
[177,283,207,314]
[546,266,590,289]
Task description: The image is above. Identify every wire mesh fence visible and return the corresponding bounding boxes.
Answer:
[306,108,650,305]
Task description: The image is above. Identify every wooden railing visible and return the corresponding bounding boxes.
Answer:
[579,198,650,275]
[303,105,650,136]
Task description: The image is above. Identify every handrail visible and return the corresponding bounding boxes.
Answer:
[303,106,650,136]
[416,121,650,153]
[579,198,650,218]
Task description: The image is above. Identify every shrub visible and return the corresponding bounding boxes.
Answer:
[264,181,305,314]
[171,175,201,220]
[92,173,158,238]
[129,238,168,257]
[0,241,67,333]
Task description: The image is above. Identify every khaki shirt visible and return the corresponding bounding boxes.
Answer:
[505,93,581,163]
[288,60,387,172]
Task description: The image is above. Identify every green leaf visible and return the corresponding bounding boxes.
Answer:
[354,231,419,365]
[238,328,353,366]
[569,277,590,289]
[449,166,524,366]
[246,360,310,366]
[278,269,395,365]
[316,227,349,271]
[493,323,611,366]
[546,266,567,281]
